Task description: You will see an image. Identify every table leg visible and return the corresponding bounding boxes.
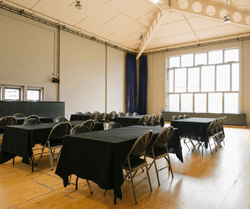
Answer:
[113,191,116,204]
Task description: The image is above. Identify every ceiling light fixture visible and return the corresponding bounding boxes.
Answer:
[150,0,159,3]
[139,23,144,41]
[223,0,230,23]
[75,1,82,10]
[223,14,230,23]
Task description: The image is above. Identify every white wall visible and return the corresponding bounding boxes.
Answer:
[0,9,58,101]
[60,31,106,119]
[0,9,126,119]
[147,53,166,115]
[107,47,126,113]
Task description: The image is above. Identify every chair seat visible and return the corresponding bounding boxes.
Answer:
[122,157,147,172]
[147,147,168,160]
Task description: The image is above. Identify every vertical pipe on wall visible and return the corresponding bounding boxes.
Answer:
[105,44,107,112]
[57,27,60,101]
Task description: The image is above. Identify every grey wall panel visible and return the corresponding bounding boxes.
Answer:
[9,102,31,116]
[0,101,10,116]
[228,114,246,126]
[30,102,49,117]
[49,102,65,121]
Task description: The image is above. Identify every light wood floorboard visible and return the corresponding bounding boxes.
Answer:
[1,126,250,208]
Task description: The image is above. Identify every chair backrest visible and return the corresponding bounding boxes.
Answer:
[126,112,132,116]
[0,116,17,129]
[183,115,189,118]
[23,118,42,125]
[89,113,99,121]
[207,119,218,135]
[123,130,153,164]
[133,112,139,116]
[93,111,100,114]
[172,115,178,120]
[13,113,26,118]
[146,115,154,126]
[150,126,174,148]
[108,122,122,129]
[70,124,92,135]
[98,113,108,122]
[75,111,83,115]
[108,111,116,121]
[178,115,184,119]
[84,111,91,115]
[154,113,163,123]
[24,115,40,122]
[82,119,95,130]
[48,122,72,140]
[118,112,125,117]
[137,115,148,125]
[54,116,68,123]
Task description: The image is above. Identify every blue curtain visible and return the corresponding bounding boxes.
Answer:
[138,55,147,115]
[126,53,137,113]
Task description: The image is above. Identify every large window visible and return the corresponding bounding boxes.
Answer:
[167,48,239,113]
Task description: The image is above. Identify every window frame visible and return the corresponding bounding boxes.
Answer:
[166,48,240,114]
[27,87,43,101]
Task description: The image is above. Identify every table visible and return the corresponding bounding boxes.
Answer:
[70,114,90,121]
[0,121,104,171]
[171,118,216,148]
[55,125,183,201]
[114,115,164,127]
[15,116,53,125]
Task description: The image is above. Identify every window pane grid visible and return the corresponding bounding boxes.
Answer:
[167,48,239,113]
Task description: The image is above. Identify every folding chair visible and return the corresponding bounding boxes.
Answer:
[147,126,174,186]
[122,130,153,205]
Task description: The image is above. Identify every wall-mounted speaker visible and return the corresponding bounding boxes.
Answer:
[52,77,60,83]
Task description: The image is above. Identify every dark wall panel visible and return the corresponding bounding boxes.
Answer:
[30,102,49,117]
[0,101,10,117]
[9,102,31,116]
[49,102,65,121]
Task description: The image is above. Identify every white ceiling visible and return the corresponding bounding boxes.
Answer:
[3,0,250,52]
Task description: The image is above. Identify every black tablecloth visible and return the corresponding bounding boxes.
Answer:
[70,114,90,121]
[114,115,164,127]
[0,121,103,165]
[55,125,182,200]
[171,118,216,148]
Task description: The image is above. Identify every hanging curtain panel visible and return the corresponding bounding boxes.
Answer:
[138,55,148,115]
[126,53,137,113]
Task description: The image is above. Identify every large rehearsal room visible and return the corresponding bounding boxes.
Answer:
[1,0,250,208]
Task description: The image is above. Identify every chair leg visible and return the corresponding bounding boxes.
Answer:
[128,162,137,205]
[166,153,174,180]
[48,144,54,170]
[36,145,46,165]
[145,164,152,192]
[208,138,213,154]
[153,159,160,186]
[86,180,93,194]
[75,177,79,190]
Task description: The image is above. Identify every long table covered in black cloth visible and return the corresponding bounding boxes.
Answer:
[0,121,104,171]
[171,117,218,148]
[114,115,164,127]
[55,125,182,201]
[70,114,90,121]
[15,116,53,125]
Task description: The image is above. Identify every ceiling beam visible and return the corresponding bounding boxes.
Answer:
[163,0,250,28]
[136,9,167,60]
[182,14,200,43]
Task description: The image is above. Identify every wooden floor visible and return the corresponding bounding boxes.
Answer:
[1,125,250,209]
